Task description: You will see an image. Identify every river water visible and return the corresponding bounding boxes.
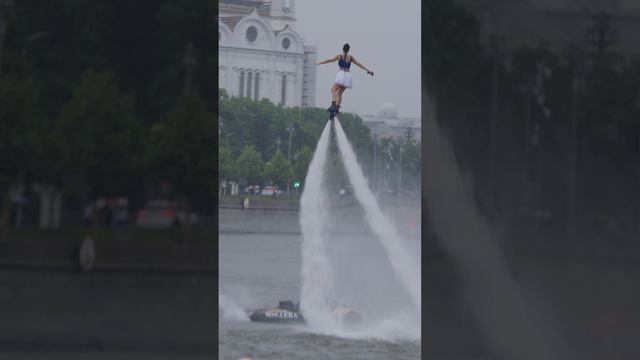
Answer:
[219,232,421,360]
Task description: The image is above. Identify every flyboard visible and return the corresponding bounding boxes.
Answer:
[327,105,339,120]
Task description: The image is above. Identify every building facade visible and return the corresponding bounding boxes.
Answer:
[218,0,316,108]
[359,103,421,142]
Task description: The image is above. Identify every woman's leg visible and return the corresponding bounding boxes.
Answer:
[331,84,340,103]
[336,86,346,107]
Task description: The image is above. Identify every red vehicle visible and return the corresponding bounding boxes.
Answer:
[135,200,198,229]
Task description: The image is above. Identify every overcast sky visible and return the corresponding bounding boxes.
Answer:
[295,1,421,118]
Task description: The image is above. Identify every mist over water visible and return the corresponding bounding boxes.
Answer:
[298,118,420,341]
[423,93,570,359]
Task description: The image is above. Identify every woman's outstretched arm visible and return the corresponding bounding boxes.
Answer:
[316,54,340,65]
[351,57,374,76]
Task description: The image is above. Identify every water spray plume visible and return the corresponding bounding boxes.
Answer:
[333,118,421,312]
[299,122,336,329]
[423,92,570,360]
[299,118,420,339]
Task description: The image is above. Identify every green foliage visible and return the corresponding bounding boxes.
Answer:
[5,0,216,121]
[325,150,347,191]
[218,92,374,186]
[402,140,421,174]
[401,140,422,191]
[293,146,313,184]
[235,145,264,185]
[423,0,640,220]
[147,89,216,203]
[219,142,236,182]
[263,151,293,189]
[423,0,482,90]
[335,112,372,161]
[56,70,143,198]
[0,75,46,188]
[0,0,220,232]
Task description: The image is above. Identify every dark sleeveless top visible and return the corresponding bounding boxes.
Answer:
[338,54,351,69]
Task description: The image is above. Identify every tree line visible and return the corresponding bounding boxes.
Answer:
[218,89,373,193]
[425,0,640,241]
[0,0,422,240]
[0,0,216,238]
[218,90,422,196]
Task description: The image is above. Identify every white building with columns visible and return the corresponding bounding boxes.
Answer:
[359,103,421,142]
[218,0,316,108]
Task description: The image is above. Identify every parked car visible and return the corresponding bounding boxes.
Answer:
[260,186,282,196]
[244,185,261,195]
[135,199,198,229]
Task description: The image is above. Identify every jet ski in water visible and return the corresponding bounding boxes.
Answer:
[248,300,361,324]
[249,300,304,323]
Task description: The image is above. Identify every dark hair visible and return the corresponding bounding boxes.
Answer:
[343,43,350,53]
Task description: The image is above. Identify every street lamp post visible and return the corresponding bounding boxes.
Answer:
[564,45,582,237]
[534,62,551,231]
[0,0,11,241]
[488,33,508,213]
[385,142,393,192]
[286,123,294,195]
[405,127,414,143]
[287,123,294,162]
[372,135,377,191]
[521,75,533,208]
[489,35,500,211]
[0,0,14,76]
[398,145,403,196]
[586,11,618,54]
[635,95,640,240]
[182,41,197,93]
[521,58,551,227]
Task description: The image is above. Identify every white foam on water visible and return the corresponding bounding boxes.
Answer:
[326,312,421,342]
[219,293,249,322]
[333,118,421,312]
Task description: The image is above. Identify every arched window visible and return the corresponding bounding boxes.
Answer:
[247,72,253,98]
[281,74,287,106]
[254,73,260,100]
[239,71,245,97]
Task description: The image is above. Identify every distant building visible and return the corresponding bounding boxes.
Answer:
[218,0,316,107]
[359,103,421,142]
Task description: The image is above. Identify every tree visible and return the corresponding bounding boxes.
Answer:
[5,0,216,122]
[263,151,293,190]
[0,75,45,240]
[235,145,264,186]
[293,146,313,185]
[219,141,236,194]
[217,91,374,184]
[147,89,215,241]
[336,112,373,158]
[56,70,143,231]
[423,0,482,92]
[325,148,348,193]
[401,140,422,192]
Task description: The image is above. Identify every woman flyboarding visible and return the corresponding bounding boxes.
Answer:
[315,43,374,119]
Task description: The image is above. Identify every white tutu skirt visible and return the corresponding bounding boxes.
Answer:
[334,70,353,89]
